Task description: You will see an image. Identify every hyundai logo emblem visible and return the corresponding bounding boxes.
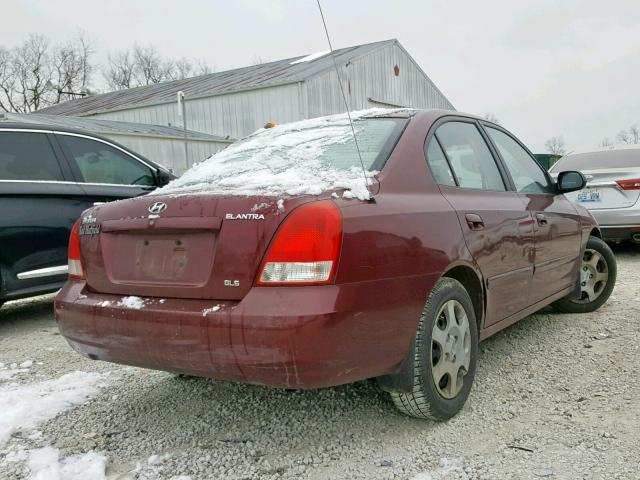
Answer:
[148,202,167,214]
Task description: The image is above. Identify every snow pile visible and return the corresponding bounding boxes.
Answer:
[0,371,107,445]
[117,296,145,310]
[28,447,106,480]
[154,109,405,201]
[410,458,465,480]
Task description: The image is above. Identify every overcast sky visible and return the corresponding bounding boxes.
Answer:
[4,0,640,152]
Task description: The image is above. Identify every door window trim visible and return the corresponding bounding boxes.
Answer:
[479,121,556,195]
[423,116,514,192]
[54,132,158,186]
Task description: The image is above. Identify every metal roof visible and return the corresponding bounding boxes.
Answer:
[37,39,398,116]
[0,112,234,142]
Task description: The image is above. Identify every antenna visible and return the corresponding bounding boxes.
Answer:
[315,0,371,196]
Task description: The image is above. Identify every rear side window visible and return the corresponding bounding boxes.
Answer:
[486,127,552,193]
[426,139,456,186]
[0,132,64,181]
[59,135,154,186]
[435,122,506,191]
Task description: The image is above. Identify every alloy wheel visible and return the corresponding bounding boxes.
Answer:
[430,300,471,399]
[575,248,609,304]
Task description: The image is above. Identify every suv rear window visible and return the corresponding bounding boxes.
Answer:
[0,131,64,181]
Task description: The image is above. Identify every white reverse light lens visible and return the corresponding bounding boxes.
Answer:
[259,261,333,284]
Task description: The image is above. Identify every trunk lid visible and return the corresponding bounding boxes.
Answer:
[562,168,640,210]
[81,194,315,300]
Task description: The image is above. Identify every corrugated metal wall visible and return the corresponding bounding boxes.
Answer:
[91,43,452,141]
[95,83,303,142]
[104,134,229,174]
[304,43,453,117]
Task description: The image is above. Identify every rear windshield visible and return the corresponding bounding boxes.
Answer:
[156,110,408,199]
[550,149,640,172]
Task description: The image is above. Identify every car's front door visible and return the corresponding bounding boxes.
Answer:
[425,120,535,326]
[483,125,582,303]
[54,133,159,209]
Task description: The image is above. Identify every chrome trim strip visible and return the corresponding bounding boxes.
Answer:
[53,131,156,170]
[17,265,68,280]
[0,179,146,188]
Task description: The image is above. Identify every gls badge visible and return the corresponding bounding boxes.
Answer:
[224,280,240,287]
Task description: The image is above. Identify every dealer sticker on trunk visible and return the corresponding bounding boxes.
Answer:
[79,214,101,235]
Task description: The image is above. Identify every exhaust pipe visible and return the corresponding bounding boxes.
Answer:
[632,233,640,244]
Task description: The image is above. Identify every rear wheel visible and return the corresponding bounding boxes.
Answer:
[552,236,616,313]
[390,277,478,421]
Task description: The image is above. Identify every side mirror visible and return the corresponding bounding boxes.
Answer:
[557,171,586,193]
[156,169,173,187]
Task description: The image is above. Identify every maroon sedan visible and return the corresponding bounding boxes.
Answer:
[55,109,616,420]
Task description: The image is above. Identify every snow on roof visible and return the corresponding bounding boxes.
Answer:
[289,50,330,65]
[153,108,409,200]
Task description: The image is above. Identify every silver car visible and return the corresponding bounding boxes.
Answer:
[550,146,640,243]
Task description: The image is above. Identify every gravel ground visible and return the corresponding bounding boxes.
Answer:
[1,245,639,480]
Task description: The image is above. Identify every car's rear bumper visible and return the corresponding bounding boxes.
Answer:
[54,277,434,389]
[588,207,640,241]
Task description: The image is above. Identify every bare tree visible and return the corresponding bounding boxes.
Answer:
[545,136,566,155]
[616,129,631,144]
[599,137,614,148]
[0,33,94,112]
[628,125,640,144]
[103,46,212,89]
[51,33,93,103]
[483,113,501,125]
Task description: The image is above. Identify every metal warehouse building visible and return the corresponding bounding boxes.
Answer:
[38,39,453,172]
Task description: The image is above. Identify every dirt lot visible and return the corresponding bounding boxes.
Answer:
[1,246,639,480]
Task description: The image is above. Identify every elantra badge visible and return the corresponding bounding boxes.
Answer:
[148,202,167,214]
[225,213,265,220]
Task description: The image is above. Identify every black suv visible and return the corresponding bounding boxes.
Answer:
[0,123,175,307]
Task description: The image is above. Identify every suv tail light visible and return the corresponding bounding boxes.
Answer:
[68,219,84,279]
[256,201,342,285]
[616,179,640,190]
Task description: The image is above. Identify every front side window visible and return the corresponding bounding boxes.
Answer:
[0,132,64,181]
[435,122,506,191]
[486,127,552,194]
[59,135,154,186]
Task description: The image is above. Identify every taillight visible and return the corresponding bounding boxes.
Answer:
[256,200,342,285]
[616,179,640,190]
[68,219,84,279]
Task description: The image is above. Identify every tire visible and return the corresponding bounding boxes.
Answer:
[390,277,478,421]
[552,236,617,314]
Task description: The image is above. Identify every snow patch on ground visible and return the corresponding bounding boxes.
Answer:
[153,109,401,201]
[28,446,106,480]
[202,305,221,316]
[277,198,285,212]
[0,371,107,446]
[117,296,145,310]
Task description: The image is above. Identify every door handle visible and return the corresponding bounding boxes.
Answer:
[465,213,485,230]
[535,213,548,226]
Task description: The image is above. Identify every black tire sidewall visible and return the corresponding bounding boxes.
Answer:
[418,278,479,419]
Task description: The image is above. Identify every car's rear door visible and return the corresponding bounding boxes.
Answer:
[0,129,86,299]
[483,125,581,303]
[53,132,159,209]
[425,119,535,326]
